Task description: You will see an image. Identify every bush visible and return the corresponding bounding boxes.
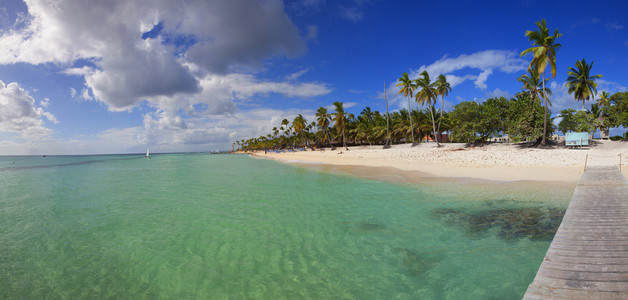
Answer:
[610,136,625,141]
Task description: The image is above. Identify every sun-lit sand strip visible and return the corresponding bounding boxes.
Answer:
[251,141,628,182]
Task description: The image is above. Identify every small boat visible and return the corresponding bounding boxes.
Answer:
[145,145,150,159]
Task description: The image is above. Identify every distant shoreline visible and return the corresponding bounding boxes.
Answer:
[251,141,628,183]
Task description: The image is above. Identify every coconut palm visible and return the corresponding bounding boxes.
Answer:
[332,101,351,150]
[597,91,610,108]
[396,72,417,145]
[292,114,307,147]
[414,71,440,146]
[566,58,602,110]
[517,67,552,105]
[315,106,334,149]
[520,19,562,146]
[435,74,451,143]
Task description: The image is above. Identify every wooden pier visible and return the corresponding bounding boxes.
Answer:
[524,166,628,299]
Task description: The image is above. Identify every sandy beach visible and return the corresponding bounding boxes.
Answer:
[252,141,628,183]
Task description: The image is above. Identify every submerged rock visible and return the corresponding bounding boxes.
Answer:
[356,221,387,231]
[432,204,566,242]
[394,247,441,277]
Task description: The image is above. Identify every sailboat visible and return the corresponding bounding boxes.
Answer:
[145,145,150,159]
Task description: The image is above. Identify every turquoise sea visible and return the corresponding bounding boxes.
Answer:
[0,153,573,299]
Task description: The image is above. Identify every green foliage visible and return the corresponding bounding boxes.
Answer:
[479,97,509,137]
[520,19,562,78]
[449,97,509,143]
[607,92,628,128]
[505,94,550,142]
[566,58,602,109]
[610,136,625,141]
[558,109,596,134]
[450,101,480,143]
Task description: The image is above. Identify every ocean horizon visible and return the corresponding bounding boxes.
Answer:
[1,153,573,299]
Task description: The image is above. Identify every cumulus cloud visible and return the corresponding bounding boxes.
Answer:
[486,88,512,99]
[381,50,528,111]
[549,79,627,112]
[411,50,527,89]
[0,0,316,113]
[0,80,56,139]
[0,0,335,151]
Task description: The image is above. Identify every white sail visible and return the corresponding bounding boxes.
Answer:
[145,145,150,158]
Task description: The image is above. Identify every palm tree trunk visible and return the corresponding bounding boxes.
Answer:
[437,96,444,143]
[429,105,440,147]
[542,71,547,146]
[326,130,334,149]
[407,96,415,145]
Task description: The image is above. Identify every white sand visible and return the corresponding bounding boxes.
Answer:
[252,141,628,182]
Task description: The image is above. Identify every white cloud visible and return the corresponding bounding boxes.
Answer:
[380,50,528,111]
[285,68,310,81]
[40,97,49,108]
[549,81,586,111]
[0,0,332,152]
[549,79,627,112]
[0,0,312,113]
[474,69,493,90]
[486,88,512,99]
[80,88,92,101]
[411,50,527,89]
[597,79,627,93]
[0,80,56,139]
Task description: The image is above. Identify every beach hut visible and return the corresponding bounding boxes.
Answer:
[435,133,449,143]
[565,132,589,147]
[488,134,510,143]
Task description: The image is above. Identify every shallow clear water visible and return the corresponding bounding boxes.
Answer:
[0,154,572,299]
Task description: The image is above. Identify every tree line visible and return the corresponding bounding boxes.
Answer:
[235,19,628,151]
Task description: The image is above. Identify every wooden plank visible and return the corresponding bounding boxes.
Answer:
[523,166,628,299]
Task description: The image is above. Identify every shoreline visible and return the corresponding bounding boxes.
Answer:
[250,141,628,183]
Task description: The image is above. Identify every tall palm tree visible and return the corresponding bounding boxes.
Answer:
[566,58,602,110]
[414,71,440,146]
[517,67,552,105]
[332,101,350,150]
[435,74,451,143]
[520,19,562,146]
[396,72,417,145]
[315,106,334,149]
[292,114,307,147]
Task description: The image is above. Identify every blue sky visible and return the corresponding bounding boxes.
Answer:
[0,0,627,155]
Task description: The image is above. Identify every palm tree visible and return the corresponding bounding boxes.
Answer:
[566,58,602,110]
[517,67,552,105]
[597,91,610,108]
[396,72,417,145]
[520,19,562,146]
[392,109,412,142]
[435,74,451,143]
[414,71,440,146]
[292,114,307,147]
[315,106,334,149]
[332,101,350,150]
